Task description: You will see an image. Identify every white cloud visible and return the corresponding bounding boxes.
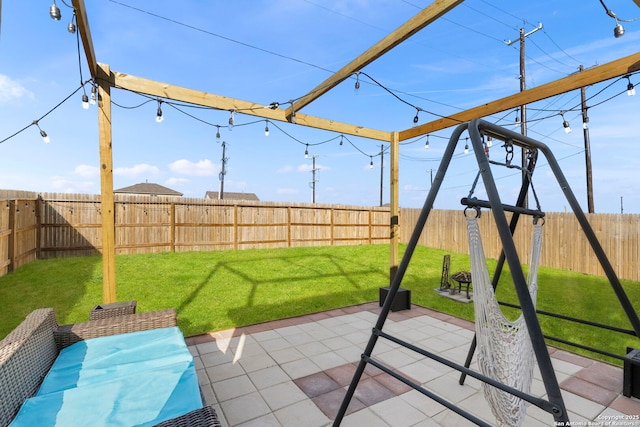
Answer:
[276,165,294,174]
[168,159,217,176]
[165,177,190,187]
[0,75,34,103]
[74,164,100,178]
[50,176,95,193]
[276,188,298,195]
[114,163,161,178]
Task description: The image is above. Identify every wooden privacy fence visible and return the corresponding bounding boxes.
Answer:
[400,208,640,282]
[0,192,390,276]
[1,191,638,281]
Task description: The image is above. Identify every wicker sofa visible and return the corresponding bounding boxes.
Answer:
[0,308,220,427]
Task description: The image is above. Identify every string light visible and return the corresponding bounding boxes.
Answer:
[90,85,97,105]
[155,100,164,123]
[354,72,360,91]
[425,135,430,149]
[626,75,636,96]
[290,111,297,124]
[228,110,235,129]
[67,10,77,33]
[486,136,493,147]
[369,156,374,169]
[560,112,571,133]
[264,120,269,137]
[464,141,469,155]
[82,93,89,110]
[413,110,419,124]
[49,0,61,20]
[32,120,50,143]
[304,144,309,159]
[339,135,344,146]
[215,125,221,142]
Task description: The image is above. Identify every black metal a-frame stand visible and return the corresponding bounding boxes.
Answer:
[333,119,640,426]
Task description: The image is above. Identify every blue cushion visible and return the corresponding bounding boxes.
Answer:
[10,327,202,427]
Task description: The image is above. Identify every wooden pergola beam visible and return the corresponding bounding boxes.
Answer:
[109,70,393,142]
[285,0,464,117]
[72,0,98,78]
[400,51,640,140]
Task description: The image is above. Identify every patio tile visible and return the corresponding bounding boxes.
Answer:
[353,377,396,406]
[312,386,366,419]
[340,407,390,427]
[237,353,277,373]
[247,365,290,389]
[609,395,640,415]
[273,399,331,427]
[214,375,257,402]
[294,371,341,398]
[268,346,306,364]
[236,413,281,427]
[309,349,349,371]
[206,360,246,383]
[325,363,365,387]
[573,361,623,392]
[220,391,272,426]
[561,376,618,406]
[260,381,308,411]
[370,395,432,427]
[280,357,321,379]
[372,370,415,395]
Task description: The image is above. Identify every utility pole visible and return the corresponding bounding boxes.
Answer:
[379,144,384,207]
[580,65,595,213]
[218,141,227,200]
[506,23,542,208]
[310,154,319,203]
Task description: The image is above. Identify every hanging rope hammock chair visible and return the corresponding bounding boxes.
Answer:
[466,212,544,427]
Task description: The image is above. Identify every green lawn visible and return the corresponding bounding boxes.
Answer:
[1,244,638,365]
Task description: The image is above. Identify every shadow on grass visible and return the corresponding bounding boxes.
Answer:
[172,250,389,335]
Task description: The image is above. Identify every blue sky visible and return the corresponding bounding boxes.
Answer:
[1,1,639,213]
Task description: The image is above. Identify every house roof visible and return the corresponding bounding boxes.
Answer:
[205,191,259,201]
[114,182,183,197]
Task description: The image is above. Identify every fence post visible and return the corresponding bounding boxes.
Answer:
[170,203,176,252]
[7,201,16,273]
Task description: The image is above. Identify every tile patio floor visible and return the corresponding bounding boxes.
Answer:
[185,302,640,426]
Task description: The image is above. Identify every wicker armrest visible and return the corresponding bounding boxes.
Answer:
[54,308,177,351]
[0,308,59,427]
[152,405,221,427]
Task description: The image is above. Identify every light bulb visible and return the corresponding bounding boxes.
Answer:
[40,130,50,144]
[339,136,343,146]
[563,120,571,133]
[216,127,221,142]
[425,136,429,149]
[82,94,89,109]
[304,145,309,159]
[156,107,163,123]
[49,1,61,20]
[627,81,636,96]
[228,111,235,130]
[90,86,96,105]
[264,122,269,137]
[67,21,76,33]
[413,113,419,124]
[369,158,374,169]
[614,22,625,38]
[486,136,492,147]
[464,143,469,154]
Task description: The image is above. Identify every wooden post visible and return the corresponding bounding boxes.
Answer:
[169,203,176,252]
[389,132,399,283]
[97,63,117,304]
[7,201,16,274]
